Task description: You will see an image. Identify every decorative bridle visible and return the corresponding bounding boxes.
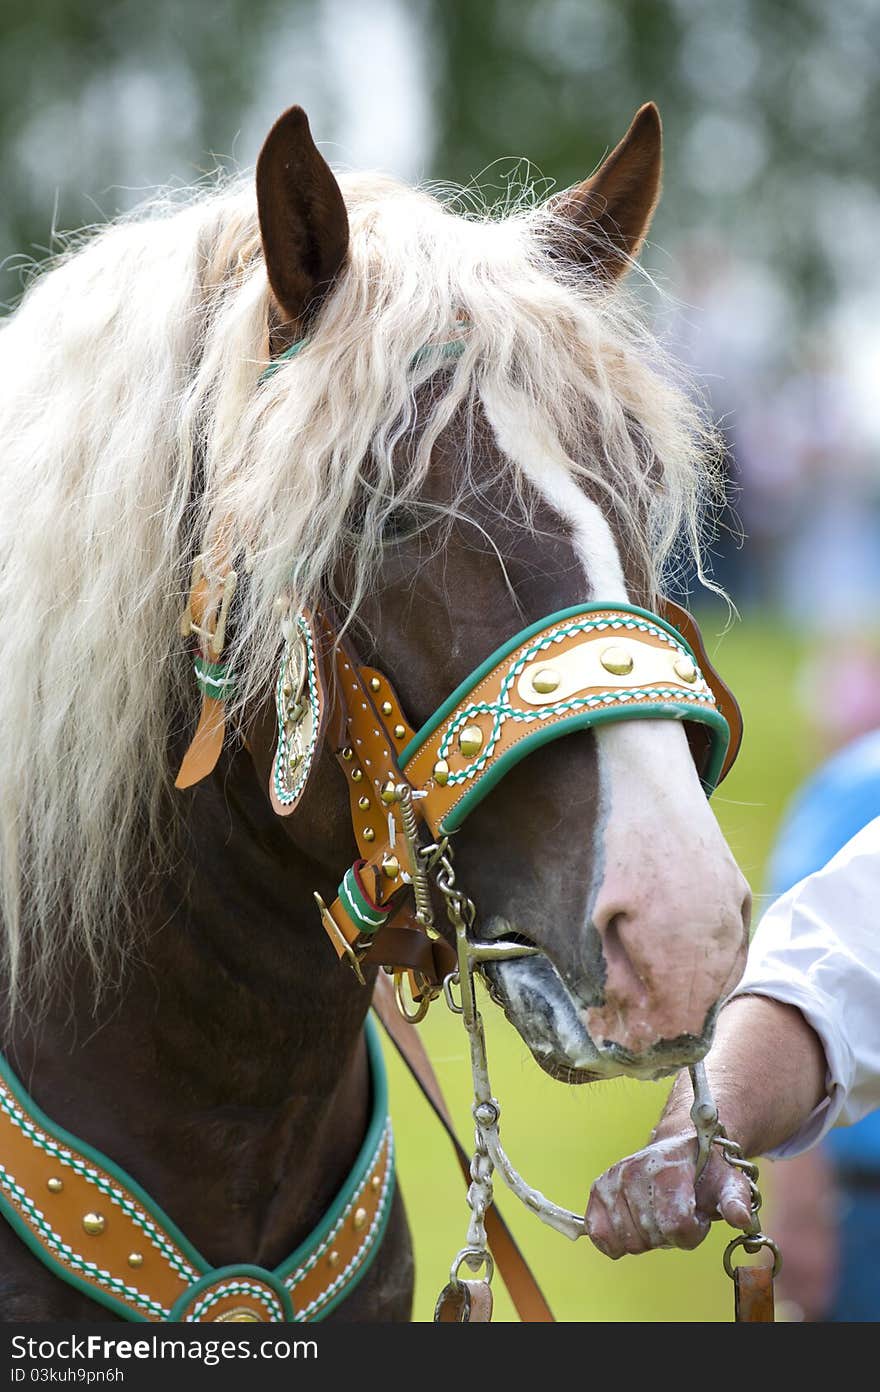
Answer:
[175,338,778,1322]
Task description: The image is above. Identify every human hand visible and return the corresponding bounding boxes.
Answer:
[585,1131,754,1258]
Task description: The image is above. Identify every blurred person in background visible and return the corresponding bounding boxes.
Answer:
[762,647,880,1322]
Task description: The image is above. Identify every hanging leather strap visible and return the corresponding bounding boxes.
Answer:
[372,973,555,1323]
[733,1265,775,1322]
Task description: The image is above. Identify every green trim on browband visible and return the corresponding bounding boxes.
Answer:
[260,337,309,382]
[260,335,466,383]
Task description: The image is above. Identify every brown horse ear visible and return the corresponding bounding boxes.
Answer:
[256,106,349,327]
[551,102,662,281]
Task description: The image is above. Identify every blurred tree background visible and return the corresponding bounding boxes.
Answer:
[2,0,879,1322]
[2,0,879,324]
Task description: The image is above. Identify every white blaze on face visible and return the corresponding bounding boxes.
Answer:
[481,387,747,1056]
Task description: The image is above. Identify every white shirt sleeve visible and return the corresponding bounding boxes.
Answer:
[728,814,880,1158]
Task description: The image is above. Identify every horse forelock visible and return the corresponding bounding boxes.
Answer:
[0,169,721,1011]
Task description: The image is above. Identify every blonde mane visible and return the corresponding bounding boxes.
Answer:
[0,170,720,1010]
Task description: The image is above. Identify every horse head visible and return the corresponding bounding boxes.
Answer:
[211,104,751,1086]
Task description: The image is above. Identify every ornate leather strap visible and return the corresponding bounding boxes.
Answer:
[0,1023,393,1322]
[400,603,731,836]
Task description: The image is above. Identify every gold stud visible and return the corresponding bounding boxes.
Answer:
[599,645,634,676]
[432,758,450,787]
[458,725,483,757]
[673,654,698,684]
[47,1177,63,1194]
[370,1174,382,1192]
[531,667,560,695]
[369,677,381,692]
[328,1249,340,1268]
[381,855,400,880]
[380,701,393,717]
[342,747,354,761]
[82,1212,105,1236]
[127,1252,144,1269]
[353,1206,368,1231]
[358,795,370,810]
[380,780,399,805]
[393,725,406,740]
[363,827,375,843]
[351,767,364,782]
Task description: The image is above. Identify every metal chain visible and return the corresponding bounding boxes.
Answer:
[714,1130,782,1279]
[417,836,494,1282]
[689,1064,782,1281]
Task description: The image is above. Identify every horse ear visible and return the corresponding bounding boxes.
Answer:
[256,106,350,327]
[551,102,662,281]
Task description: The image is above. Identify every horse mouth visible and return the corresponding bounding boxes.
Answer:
[473,918,710,1085]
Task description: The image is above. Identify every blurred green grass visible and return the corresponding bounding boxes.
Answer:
[381,615,812,1321]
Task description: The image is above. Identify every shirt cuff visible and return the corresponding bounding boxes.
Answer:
[725,978,852,1159]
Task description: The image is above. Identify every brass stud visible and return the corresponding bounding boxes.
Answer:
[82,1212,105,1236]
[393,725,406,740]
[599,645,634,677]
[531,667,560,695]
[127,1252,144,1269]
[351,767,364,783]
[328,1249,340,1268]
[342,747,354,761]
[458,724,484,757]
[380,701,393,717]
[380,780,399,805]
[358,795,370,810]
[432,758,450,787]
[369,677,382,692]
[381,855,400,880]
[353,1206,368,1231]
[363,827,375,843]
[370,1174,382,1192]
[673,654,698,684]
[47,1177,63,1194]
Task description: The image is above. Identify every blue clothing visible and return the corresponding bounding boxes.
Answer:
[767,730,880,1320]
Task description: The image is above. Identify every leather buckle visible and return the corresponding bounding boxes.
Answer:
[313,892,368,985]
[179,554,238,657]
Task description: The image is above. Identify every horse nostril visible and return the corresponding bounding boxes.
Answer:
[599,913,649,1000]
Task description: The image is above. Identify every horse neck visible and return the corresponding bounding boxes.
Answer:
[7,744,373,1267]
